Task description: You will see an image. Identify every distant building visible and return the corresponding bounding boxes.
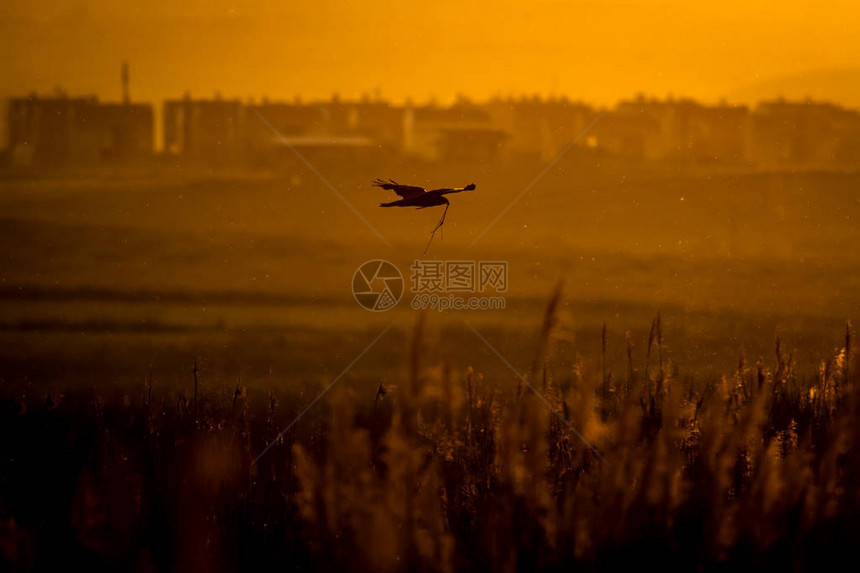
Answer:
[591,109,662,159]
[163,95,243,163]
[404,101,500,160]
[608,97,751,163]
[487,96,594,161]
[163,94,243,164]
[244,98,402,165]
[750,99,860,169]
[243,101,326,163]
[6,81,860,171]
[170,96,404,165]
[683,103,751,163]
[96,102,155,161]
[348,101,404,149]
[6,94,153,167]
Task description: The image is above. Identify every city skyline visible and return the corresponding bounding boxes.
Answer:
[7,86,859,170]
[11,78,860,111]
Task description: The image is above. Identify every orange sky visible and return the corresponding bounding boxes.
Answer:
[2,0,859,106]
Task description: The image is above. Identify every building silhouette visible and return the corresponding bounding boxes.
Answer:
[5,65,153,167]
[751,99,860,169]
[6,93,153,167]
[4,76,860,171]
[163,94,243,164]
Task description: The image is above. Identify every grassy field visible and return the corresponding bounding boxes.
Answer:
[0,164,857,385]
[1,163,859,570]
[0,295,857,571]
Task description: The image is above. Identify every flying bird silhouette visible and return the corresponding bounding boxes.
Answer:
[372,178,476,253]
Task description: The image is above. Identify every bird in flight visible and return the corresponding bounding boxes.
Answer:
[372,178,476,253]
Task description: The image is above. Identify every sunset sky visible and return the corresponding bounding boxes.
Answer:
[2,0,859,106]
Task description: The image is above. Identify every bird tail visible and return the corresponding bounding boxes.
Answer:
[380,201,398,207]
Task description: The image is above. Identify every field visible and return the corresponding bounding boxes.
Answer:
[1,161,859,570]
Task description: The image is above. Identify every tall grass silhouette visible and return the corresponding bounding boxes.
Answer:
[0,294,857,572]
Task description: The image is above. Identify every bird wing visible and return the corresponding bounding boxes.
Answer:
[428,183,476,196]
[372,178,426,199]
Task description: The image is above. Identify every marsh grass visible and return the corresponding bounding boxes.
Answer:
[0,297,858,572]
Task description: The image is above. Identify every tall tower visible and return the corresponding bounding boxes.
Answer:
[403,99,414,153]
[121,60,130,104]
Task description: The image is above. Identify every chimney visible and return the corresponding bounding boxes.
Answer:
[122,60,130,104]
